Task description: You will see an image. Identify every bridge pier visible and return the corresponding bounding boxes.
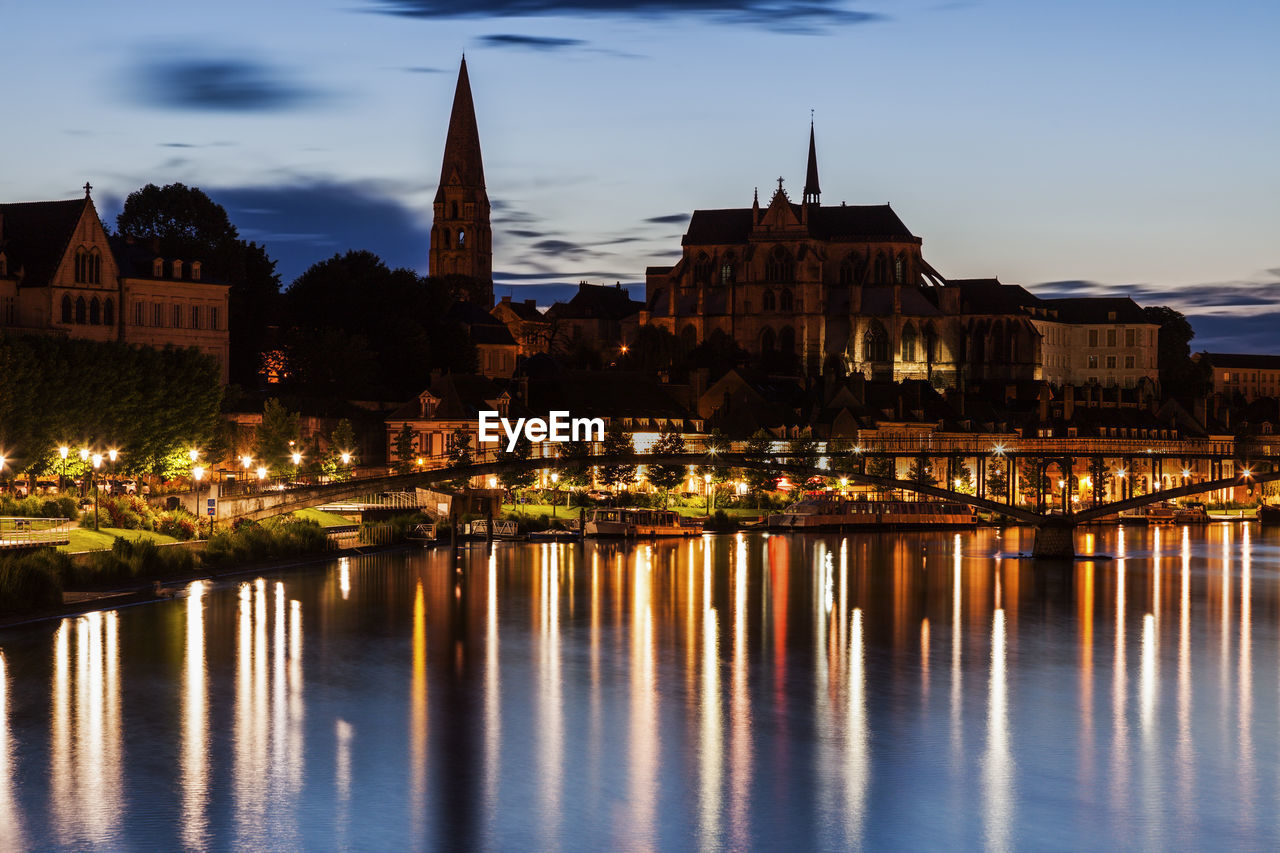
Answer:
[1031,520,1076,559]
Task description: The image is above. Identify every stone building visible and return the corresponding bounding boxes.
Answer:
[491,295,551,358]
[0,188,231,381]
[429,57,493,307]
[641,124,1158,390]
[1197,352,1280,402]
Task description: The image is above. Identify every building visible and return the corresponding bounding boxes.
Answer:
[1197,352,1280,402]
[385,374,516,464]
[429,57,493,307]
[0,188,231,381]
[491,295,551,358]
[641,124,1158,390]
[446,301,518,378]
[546,281,643,356]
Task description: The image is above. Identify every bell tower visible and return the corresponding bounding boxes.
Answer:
[430,56,493,306]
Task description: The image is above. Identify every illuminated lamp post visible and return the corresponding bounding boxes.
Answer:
[59,445,69,492]
[79,448,89,497]
[108,448,118,493]
[292,451,302,484]
[705,472,713,517]
[256,466,267,486]
[193,465,205,529]
[91,453,103,531]
[551,471,559,518]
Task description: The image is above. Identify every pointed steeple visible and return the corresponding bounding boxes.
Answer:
[435,56,486,202]
[803,120,821,205]
[430,56,493,305]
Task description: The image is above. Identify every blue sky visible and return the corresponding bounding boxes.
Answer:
[2,0,1278,349]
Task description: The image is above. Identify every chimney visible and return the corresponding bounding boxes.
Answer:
[501,294,511,303]
[1064,384,1075,421]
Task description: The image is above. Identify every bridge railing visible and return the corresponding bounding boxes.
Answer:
[0,516,73,550]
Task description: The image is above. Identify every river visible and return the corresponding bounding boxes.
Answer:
[1,525,1278,850]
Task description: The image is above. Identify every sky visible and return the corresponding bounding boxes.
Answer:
[2,0,1277,350]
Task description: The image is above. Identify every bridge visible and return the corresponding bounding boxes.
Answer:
[205,438,1279,558]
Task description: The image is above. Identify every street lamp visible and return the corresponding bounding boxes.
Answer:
[108,448,118,492]
[256,466,267,483]
[193,466,205,527]
[59,445,69,492]
[551,471,559,518]
[91,453,103,531]
[79,448,89,497]
[292,451,302,483]
[705,472,713,516]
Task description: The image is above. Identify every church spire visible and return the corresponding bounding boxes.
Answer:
[803,120,821,205]
[430,56,493,305]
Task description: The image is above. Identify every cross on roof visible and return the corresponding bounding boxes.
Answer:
[777,176,784,191]
[83,181,92,197]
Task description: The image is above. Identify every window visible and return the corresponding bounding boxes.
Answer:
[1125,328,1135,347]
[191,305,201,329]
[1088,330,1098,347]
[1088,355,1098,368]
[191,262,202,281]
[1106,355,1117,369]
[762,289,776,311]
[894,255,904,284]
[134,301,144,325]
[1107,329,1117,347]
[209,307,218,330]
[764,246,793,282]
[450,201,458,219]
[103,298,114,326]
[760,327,776,354]
[1125,355,1135,369]
[153,303,163,326]
[75,297,86,324]
[173,305,183,328]
[902,324,917,362]
[874,253,889,284]
[153,258,164,277]
[74,249,87,283]
[779,289,793,312]
[693,254,713,284]
[172,260,183,279]
[90,251,101,284]
[863,320,890,362]
[62,295,73,323]
[89,297,100,325]
[458,230,466,247]
[720,262,735,284]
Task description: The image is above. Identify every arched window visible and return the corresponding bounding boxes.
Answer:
[778,326,796,355]
[720,255,735,284]
[61,295,73,323]
[451,201,459,219]
[762,289,776,311]
[89,297,101,325]
[894,254,905,285]
[923,323,938,364]
[692,253,713,284]
[760,327,776,354]
[74,249,87,283]
[75,297,87,324]
[901,323,917,362]
[863,319,889,362]
[458,229,466,248]
[838,257,856,285]
[779,289,794,312]
[764,246,794,282]
[103,298,115,327]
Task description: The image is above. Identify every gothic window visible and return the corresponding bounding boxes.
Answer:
[760,327,776,354]
[451,201,459,219]
[762,289,776,311]
[838,257,857,286]
[89,297,101,325]
[458,230,466,248]
[75,297,86,324]
[894,254,904,284]
[863,319,889,362]
[901,323,917,362]
[720,257,735,284]
[61,295,73,323]
[874,253,889,284]
[778,326,796,355]
[693,253,713,284]
[779,289,794,312]
[74,249,87,283]
[103,298,114,326]
[765,246,794,282]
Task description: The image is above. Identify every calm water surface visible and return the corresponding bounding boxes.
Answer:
[2,526,1280,851]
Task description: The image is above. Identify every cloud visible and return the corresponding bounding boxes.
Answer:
[529,238,594,260]
[480,34,586,50]
[643,212,689,224]
[367,0,886,32]
[402,66,446,73]
[128,54,325,112]
[506,229,551,238]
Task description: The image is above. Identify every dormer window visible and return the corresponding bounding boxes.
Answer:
[153,258,164,278]
[172,259,183,279]
[418,392,439,418]
[191,261,202,281]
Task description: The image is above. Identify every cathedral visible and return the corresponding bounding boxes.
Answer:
[429,57,494,308]
[640,125,1159,390]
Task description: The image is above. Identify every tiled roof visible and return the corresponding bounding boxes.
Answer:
[1039,296,1149,324]
[0,198,86,285]
[681,203,915,246]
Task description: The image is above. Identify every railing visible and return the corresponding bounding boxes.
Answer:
[0,516,73,549]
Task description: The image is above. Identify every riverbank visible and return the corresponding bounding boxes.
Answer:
[0,541,411,629]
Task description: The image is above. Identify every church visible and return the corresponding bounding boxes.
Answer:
[640,125,1159,391]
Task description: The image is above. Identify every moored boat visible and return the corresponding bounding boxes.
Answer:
[1258,504,1280,526]
[584,508,702,537]
[766,497,977,531]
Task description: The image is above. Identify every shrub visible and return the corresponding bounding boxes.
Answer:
[704,509,738,532]
[156,510,200,540]
[70,537,197,587]
[0,550,67,612]
[202,518,329,569]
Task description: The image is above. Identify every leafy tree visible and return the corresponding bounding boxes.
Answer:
[321,419,358,480]
[555,439,593,492]
[951,459,973,494]
[498,434,536,491]
[393,423,417,474]
[253,398,301,476]
[1019,458,1051,510]
[907,452,936,486]
[117,183,281,385]
[446,427,475,490]
[743,429,781,503]
[598,421,636,490]
[985,459,1008,500]
[646,426,687,507]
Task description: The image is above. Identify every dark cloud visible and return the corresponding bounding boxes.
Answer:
[644,213,689,224]
[530,238,593,260]
[506,229,551,238]
[480,34,586,50]
[367,1,885,32]
[128,55,324,112]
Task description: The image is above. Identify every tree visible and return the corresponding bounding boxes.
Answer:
[1019,458,1051,510]
[907,451,936,487]
[951,459,973,494]
[986,459,1009,500]
[646,426,687,507]
[253,399,301,476]
[1142,305,1211,396]
[117,183,281,385]
[743,429,781,503]
[321,419,358,480]
[866,456,896,497]
[498,434,536,491]
[446,427,475,490]
[393,423,417,474]
[598,421,636,491]
[555,439,593,491]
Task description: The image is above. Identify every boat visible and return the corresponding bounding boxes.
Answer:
[1258,504,1280,526]
[1144,504,1177,524]
[584,508,702,538]
[766,498,977,531]
[1172,502,1210,524]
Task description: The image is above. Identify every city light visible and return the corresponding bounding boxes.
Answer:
[291,452,302,466]
[193,466,204,482]
[256,466,267,480]
[79,448,89,462]
[59,446,68,459]
[992,444,1006,456]
[189,448,199,463]
[242,455,253,469]
[108,449,117,463]
[340,451,351,465]
[1117,468,1127,478]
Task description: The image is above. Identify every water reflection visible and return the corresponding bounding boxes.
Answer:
[4,526,1280,851]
